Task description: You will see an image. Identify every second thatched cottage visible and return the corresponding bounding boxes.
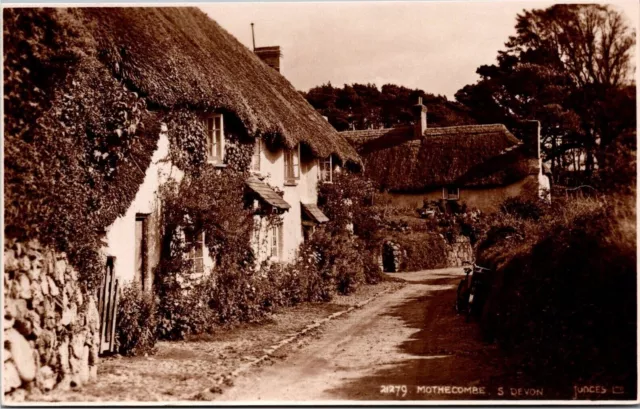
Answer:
[342,98,550,213]
[85,8,360,289]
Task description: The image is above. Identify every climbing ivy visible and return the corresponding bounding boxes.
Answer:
[4,8,159,288]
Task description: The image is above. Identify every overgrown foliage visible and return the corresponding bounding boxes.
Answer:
[318,171,385,285]
[4,8,160,288]
[115,285,158,356]
[475,193,636,391]
[154,128,256,338]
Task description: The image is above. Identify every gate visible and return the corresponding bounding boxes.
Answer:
[98,256,120,355]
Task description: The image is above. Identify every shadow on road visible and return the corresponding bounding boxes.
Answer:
[326,273,544,401]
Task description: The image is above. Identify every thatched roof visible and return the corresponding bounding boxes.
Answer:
[341,124,540,191]
[67,7,359,165]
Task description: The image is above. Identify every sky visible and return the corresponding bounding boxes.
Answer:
[200,0,639,100]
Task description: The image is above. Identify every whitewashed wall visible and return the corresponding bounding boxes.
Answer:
[102,127,213,285]
[105,130,321,282]
[257,142,320,264]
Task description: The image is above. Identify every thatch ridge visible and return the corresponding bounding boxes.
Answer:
[70,7,359,165]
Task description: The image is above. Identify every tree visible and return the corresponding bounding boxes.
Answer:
[456,4,636,186]
[303,83,476,131]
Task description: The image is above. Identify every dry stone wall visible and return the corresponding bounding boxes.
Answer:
[445,235,474,267]
[4,239,100,401]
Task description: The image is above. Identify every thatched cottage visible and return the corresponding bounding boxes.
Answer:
[90,8,360,288]
[341,98,550,212]
[4,7,359,395]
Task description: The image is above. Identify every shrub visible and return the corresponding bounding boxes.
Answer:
[115,285,158,356]
[476,194,636,390]
[499,197,544,220]
[386,232,448,271]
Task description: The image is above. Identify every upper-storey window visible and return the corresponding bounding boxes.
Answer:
[284,144,300,184]
[318,155,332,183]
[251,138,261,173]
[204,114,224,164]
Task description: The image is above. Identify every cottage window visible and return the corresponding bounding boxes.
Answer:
[185,230,205,274]
[204,114,224,164]
[318,156,332,183]
[284,144,300,184]
[270,222,283,259]
[251,138,261,173]
[443,187,460,201]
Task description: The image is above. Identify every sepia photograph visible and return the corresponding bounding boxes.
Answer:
[2,0,638,404]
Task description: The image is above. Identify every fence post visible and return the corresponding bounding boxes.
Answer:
[98,256,119,355]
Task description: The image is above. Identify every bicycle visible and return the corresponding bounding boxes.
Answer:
[455,261,491,322]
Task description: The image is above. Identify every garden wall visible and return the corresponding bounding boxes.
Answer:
[381,233,473,272]
[4,239,100,401]
[445,235,473,267]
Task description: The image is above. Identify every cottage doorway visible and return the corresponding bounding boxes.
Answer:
[382,241,396,273]
[134,213,149,291]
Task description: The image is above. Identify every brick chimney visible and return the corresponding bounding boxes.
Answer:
[254,46,282,72]
[412,96,427,139]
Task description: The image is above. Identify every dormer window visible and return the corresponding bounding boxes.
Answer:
[251,138,261,173]
[204,114,224,164]
[284,144,300,185]
[443,186,460,201]
[318,155,332,183]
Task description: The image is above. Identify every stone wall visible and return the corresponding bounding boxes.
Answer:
[445,235,474,267]
[4,239,100,401]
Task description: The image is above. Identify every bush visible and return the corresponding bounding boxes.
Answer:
[476,194,636,390]
[499,197,544,220]
[115,285,158,356]
[386,232,448,271]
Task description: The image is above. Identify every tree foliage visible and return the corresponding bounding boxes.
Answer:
[302,83,476,131]
[455,4,636,187]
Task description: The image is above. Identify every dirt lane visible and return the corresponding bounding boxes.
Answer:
[217,267,535,402]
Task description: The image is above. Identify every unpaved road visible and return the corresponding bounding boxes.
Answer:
[217,267,540,402]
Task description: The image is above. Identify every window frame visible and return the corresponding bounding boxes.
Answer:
[317,155,333,183]
[251,138,261,174]
[185,230,206,274]
[284,144,301,184]
[443,186,460,201]
[204,113,225,165]
[269,222,284,260]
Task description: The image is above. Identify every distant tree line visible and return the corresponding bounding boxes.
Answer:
[303,4,636,189]
[301,83,476,131]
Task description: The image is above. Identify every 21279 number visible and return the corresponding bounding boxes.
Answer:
[380,384,408,397]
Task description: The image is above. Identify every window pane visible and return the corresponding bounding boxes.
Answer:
[214,116,221,130]
[207,118,214,131]
[284,151,291,178]
[215,130,222,158]
[194,258,204,273]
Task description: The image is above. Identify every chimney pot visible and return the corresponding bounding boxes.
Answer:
[412,97,427,138]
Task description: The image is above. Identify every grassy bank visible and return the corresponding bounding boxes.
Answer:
[476,195,636,395]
